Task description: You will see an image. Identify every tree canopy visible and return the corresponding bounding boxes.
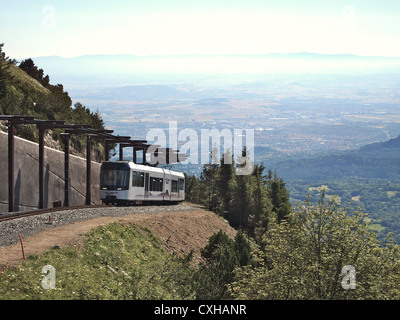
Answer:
[185,150,291,243]
[229,194,400,299]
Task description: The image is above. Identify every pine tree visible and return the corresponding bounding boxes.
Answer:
[266,170,292,222]
[234,231,253,266]
[0,43,8,61]
[194,230,254,299]
[184,173,202,204]
[195,230,239,299]
[19,58,51,88]
[217,149,235,216]
[199,163,219,211]
[229,173,253,229]
[250,164,273,242]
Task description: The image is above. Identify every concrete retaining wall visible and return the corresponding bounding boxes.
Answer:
[0,131,101,213]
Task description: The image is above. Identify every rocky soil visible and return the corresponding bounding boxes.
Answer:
[0,203,236,270]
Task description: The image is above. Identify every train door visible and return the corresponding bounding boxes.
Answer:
[178,178,185,200]
[144,172,149,198]
[163,171,166,201]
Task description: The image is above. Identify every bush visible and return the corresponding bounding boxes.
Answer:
[229,194,400,300]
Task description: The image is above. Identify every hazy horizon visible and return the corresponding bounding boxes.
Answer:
[25,52,400,60]
[2,1,400,59]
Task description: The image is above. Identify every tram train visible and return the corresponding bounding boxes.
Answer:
[99,161,185,205]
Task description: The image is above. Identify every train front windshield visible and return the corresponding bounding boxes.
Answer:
[100,162,130,190]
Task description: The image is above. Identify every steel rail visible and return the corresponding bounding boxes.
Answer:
[0,205,108,223]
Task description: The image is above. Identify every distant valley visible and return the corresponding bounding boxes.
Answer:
[277,135,400,243]
[28,53,400,169]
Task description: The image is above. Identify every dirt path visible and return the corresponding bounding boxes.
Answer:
[0,209,236,270]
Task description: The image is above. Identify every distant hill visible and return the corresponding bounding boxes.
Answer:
[273,135,400,181]
[358,135,400,157]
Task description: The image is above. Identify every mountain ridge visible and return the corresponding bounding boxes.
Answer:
[27,52,400,60]
[21,52,400,90]
[273,135,400,181]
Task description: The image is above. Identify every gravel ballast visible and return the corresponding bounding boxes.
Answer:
[0,203,198,247]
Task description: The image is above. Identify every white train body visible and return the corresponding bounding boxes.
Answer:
[99,161,185,205]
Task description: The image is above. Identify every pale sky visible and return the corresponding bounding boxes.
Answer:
[1,0,400,59]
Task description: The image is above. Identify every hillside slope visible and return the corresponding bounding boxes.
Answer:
[273,135,400,181]
[0,207,236,269]
[0,56,107,161]
[0,60,50,96]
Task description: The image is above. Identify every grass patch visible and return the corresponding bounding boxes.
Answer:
[0,222,195,300]
[3,61,50,96]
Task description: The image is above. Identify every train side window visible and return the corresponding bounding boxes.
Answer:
[179,178,185,191]
[150,177,156,191]
[149,177,164,192]
[132,172,137,187]
[172,180,178,193]
[132,171,145,187]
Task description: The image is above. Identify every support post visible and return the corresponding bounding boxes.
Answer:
[62,133,70,207]
[38,125,45,209]
[105,140,110,161]
[143,148,147,165]
[8,122,15,212]
[86,134,92,205]
[119,143,123,161]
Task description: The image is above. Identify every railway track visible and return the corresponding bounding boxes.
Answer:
[0,205,107,223]
[0,201,183,223]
